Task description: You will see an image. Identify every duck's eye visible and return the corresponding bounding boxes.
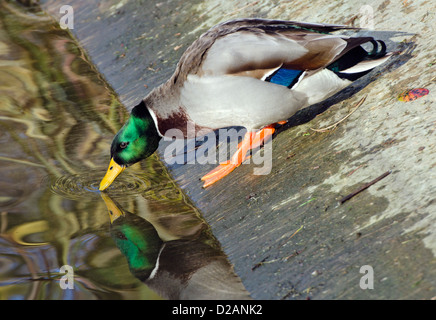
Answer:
[120,142,129,149]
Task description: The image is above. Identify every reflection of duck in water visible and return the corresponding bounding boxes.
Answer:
[101,193,251,300]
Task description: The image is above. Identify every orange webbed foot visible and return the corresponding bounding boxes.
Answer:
[201,124,277,187]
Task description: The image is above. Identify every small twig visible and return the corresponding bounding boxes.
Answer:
[299,198,315,207]
[340,170,392,204]
[347,164,366,176]
[283,248,306,261]
[252,255,269,271]
[311,96,367,132]
[278,225,304,248]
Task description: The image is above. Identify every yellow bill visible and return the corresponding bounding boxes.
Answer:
[99,158,126,191]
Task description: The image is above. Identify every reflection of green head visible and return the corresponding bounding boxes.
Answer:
[111,212,163,280]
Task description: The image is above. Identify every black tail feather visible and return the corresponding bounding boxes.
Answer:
[327,39,388,81]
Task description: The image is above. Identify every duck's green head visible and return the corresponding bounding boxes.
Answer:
[99,101,161,191]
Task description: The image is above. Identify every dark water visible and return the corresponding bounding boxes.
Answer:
[0,2,249,300]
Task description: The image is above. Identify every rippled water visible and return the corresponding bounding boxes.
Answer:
[0,2,249,300]
[50,171,151,200]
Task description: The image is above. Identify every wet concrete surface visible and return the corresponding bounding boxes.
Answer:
[40,0,435,299]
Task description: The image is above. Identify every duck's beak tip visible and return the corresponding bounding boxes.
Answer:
[99,183,108,192]
[99,158,126,191]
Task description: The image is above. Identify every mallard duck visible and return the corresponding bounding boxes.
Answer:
[99,18,391,190]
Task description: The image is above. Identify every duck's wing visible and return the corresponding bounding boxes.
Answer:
[175,19,374,81]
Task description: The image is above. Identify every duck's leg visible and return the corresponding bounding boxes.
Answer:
[201,123,281,187]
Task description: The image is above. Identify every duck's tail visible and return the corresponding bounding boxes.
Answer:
[327,39,392,81]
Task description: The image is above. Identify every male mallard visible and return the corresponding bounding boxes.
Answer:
[99,18,391,190]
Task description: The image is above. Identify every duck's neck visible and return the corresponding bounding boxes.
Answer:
[131,100,155,123]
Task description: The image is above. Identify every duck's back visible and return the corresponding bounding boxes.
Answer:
[146,19,390,136]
